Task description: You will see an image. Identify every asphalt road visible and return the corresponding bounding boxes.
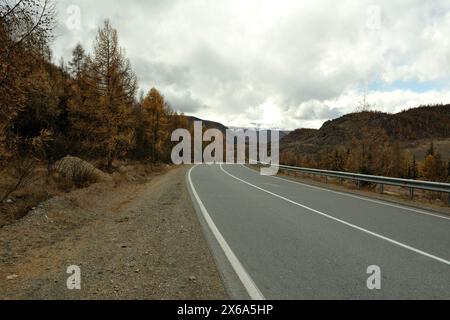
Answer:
[187,164,450,300]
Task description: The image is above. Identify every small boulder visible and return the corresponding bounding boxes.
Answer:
[53,156,113,185]
[189,275,197,282]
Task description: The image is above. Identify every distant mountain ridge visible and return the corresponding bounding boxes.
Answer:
[281,104,450,160]
[185,116,228,133]
[185,116,291,140]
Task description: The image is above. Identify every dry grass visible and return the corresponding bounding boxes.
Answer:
[0,157,107,227]
[52,158,100,190]
[0,161,49,227]
[279,169,450,209]
[405,138,450,161]
[0,157,168,228]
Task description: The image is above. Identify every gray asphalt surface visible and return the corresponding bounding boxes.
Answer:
[188,164,450,300]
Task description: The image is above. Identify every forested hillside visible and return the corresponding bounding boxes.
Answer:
[281,105,450,182]
[0,1,191,173]
[0,1,195,222]
[185,116,228,133]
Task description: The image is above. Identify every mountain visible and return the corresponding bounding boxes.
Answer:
[281,104,450,162]
[185,116,228,133]
[184,117,290,141]
[278,131,292,141]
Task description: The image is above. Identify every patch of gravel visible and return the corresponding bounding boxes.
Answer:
[0,166,228,300]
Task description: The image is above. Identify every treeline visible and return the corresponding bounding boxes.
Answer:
[282,137,450,183]
[281,106,450,183]
[1,1,189,172]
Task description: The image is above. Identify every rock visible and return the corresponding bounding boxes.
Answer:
[53,156,113,183]
[118,166,128,174]
[6,199,13,204]
[6,274,18,280]
[189,275,197,281]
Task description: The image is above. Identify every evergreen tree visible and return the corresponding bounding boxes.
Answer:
[68,43,86,79]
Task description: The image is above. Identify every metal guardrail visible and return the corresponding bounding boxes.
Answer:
[257,162,450,205]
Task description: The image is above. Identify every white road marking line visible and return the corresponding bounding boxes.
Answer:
[220,164,450,266]
[241,164,450,222]
[188,165,266,300]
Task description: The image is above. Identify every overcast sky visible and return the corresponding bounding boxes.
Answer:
[52,0,450,130]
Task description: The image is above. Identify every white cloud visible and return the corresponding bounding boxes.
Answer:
[52,0,450,130]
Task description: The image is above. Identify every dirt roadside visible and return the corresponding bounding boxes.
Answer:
[0,165,228,300]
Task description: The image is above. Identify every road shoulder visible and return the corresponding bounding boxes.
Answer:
[0,165,228,300]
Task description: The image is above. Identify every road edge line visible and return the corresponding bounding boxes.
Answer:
[187,165,266,300]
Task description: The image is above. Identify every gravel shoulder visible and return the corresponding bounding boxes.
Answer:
[0,165,228,300]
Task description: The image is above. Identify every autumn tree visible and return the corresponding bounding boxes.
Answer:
[319,149,346,171]
[345,138,368,174]
[421,143,446,181]
[69,20,137,169]
[66,44,91,153]
[0,0,56,163]
[167,111,189,137]
[281,150,298,166]
[68,43,86,79]
[408,155,419,180]
[140,88,169,162]
[165,109,189,159]
[447,159,450,180]
[13,58,70,164]
[427,141,435,157]
[356,89,375,113]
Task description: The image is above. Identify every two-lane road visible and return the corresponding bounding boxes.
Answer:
[188,164,450,300]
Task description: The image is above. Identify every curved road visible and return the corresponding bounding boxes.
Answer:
[188,164,450,300]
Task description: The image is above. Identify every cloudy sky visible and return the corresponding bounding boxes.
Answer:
[52,0,450,130]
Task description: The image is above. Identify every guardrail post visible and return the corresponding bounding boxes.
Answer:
[409,188,415,200]
[274,163,450,201]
